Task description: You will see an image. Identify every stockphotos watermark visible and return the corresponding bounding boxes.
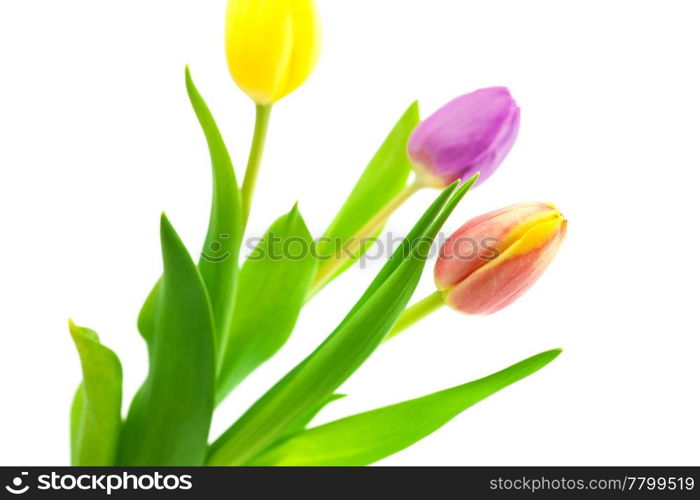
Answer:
[4,470,192,495]
[201,232,501,266]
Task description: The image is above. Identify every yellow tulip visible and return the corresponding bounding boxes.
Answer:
[225,0,321,105]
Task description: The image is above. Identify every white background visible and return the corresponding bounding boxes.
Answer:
[1,0,699,466]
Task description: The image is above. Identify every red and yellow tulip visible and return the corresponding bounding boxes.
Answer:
[435,202,567,315]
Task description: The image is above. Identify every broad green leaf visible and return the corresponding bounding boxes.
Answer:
[248,349,562,466]
[69,321,122,466]
[188,67,243,347]
[281,178,475,438]
[314,102,419,285]
[207,179,476,465]
[138,67,242,353]
[209,251,423,465]
[216,204,317,403]
[119,214,215,465]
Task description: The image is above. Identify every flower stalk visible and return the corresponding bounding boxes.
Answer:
[386,290,445,340]
[306,177,426,298]
[240,104,272,224]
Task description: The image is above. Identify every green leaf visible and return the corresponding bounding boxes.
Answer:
[248,349,562,466]
[207,179,476,465]
[70,386,86,460]
[69,321,122,466]
[187,67,243,347]
[118,214,215,465]
[290,393,347,435]
[343,175,478,321]
[136,280,159,344]
[216,204,317,403]
[314,101,419,284]
[138,67,242,353]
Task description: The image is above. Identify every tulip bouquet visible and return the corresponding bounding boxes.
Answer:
[68,0,567,467]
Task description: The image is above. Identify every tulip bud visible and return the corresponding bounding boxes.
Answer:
[408,87,520,188]
[435,202,566,315]
[225,0,322,105]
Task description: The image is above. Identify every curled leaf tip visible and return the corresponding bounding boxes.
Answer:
[68,320,99,343]
[68,319,82,342]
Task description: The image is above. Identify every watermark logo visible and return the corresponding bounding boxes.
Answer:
[201,233,231,263]
[200,232,501,266]
[5,472,29,495]
[2,471,193,496]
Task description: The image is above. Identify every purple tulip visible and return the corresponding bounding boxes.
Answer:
[408,87,520,187]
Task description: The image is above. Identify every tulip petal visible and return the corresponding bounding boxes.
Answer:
[225,0,321,104]
[445,218,566,315]
[435,201,556,289]
[226,0,294,104]
[274,0,322,101]
[408,87,520,187]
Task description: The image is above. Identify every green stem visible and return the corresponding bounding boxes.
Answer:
[240,104,272,225]
[306,178,425,299]
[385,290,445,340]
